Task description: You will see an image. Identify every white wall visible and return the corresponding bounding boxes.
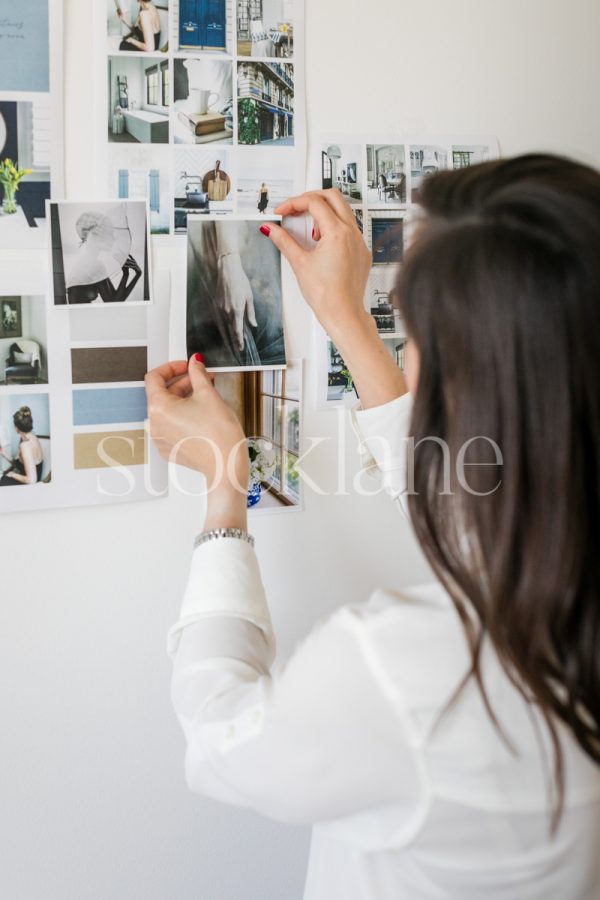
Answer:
[1,1,600,899]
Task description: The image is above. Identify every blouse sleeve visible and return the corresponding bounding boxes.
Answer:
[168,538,426,828]
[350,392,413,509]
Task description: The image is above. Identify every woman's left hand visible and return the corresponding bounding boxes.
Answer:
[145,356,250,496]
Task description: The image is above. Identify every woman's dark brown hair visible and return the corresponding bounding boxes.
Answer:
[397,154,600,822]
[13,406,34,434]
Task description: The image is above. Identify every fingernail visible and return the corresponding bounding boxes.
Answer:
[260,225,271,237]
[194,353,204,363]
[312,227,317,240]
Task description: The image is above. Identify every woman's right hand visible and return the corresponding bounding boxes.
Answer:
[267,190,372,342]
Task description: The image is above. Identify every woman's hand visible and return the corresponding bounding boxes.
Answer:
[216,254,257,352]
[268,190,373,343]
[145,357,249,529]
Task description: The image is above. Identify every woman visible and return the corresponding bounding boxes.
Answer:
[146,155,600,898]
[65,208,143,304]
[0,406,44,486]
[257,181,269,213]
[118,0,161,52]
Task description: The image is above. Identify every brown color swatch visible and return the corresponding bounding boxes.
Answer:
[74,430,147,470]
[71,346,148,384]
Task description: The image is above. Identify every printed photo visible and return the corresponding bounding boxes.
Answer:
[0,99,51,233]
[238,61,294,145]
[381,335,408,371]
[0,393,51,487]
[108,145,170,234]
[0,296,49,384]
[49,201,151,306]
[107,0,170,53]
[173,58,233,145]
[452,144,492,169]
[237,146,293,214]
[215,359,302,510]
[0,0,50,93]
[365,268,403,335]
[320,143,362,203]
[367,211,404,265]
[237,0,294,58]
[410,144,448,201]
[174,148,234,233]
[108,56,170,144]
[366,144,406,205]
[174,0,229,53]
[326,339,357,404]
[353,208,364,234]
[187,219,286,370]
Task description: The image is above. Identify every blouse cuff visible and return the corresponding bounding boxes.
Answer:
[350,392,413,502]
[167,538,274,658]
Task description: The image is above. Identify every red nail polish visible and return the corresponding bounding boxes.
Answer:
[260,224,271,237]
[195,353,204,363]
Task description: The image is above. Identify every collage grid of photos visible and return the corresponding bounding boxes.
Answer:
[315,136,499,408]
[0,0,64,250]
[101,0,303,236]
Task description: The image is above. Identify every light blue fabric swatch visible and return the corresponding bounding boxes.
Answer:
[73,388,148,426]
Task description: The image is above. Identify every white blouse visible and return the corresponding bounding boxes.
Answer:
[168,393,600,900]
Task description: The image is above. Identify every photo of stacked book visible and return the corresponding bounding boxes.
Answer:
[176,112,232,144]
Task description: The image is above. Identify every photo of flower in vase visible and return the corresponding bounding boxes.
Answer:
[0,100,51,229]
[327,340,357,403]
[173,58,233,145]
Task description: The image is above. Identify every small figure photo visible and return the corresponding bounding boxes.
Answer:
[0,395,51,488]
[107,0,169,54]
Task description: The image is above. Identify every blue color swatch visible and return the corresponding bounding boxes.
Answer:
[0,0,50,93]
[73,388,148,427]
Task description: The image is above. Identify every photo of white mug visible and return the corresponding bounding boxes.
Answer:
[187,89,220,116]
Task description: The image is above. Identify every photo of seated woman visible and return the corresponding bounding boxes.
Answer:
[0,397,50,487]
[107,0,169,54]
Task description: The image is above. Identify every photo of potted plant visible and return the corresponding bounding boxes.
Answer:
[0,159,32,216]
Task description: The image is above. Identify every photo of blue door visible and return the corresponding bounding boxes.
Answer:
[179,0,226,50]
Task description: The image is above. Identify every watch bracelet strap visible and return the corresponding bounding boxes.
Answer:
[193,528,255,550]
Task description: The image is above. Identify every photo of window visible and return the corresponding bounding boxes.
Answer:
[410,144,448,201]
[107,0,170,53]
[174,0,230,53]
[381,335,408,371]
[0,296,49,385]
[187,219,286,371]
[108,145,170,234]
[237,146,293,214]
[452,144,491,169]
[173,58,233,145]
[215,359,301,510]
[320,143,362,202]
[174,148,234,233]
[0,393,51,488]
[366,145,406,205]
[49,201,151,306]
[0,100,52,234]
[237,0,293,58]
[238,61,294,145]
[108,56,170,144]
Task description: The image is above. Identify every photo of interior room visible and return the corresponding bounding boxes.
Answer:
[109,146,170,234]
[174,148,233,233]
[0,99,51,233]
[173,57,233,145]
[364,267,403,336]
[410,144,448,201]
[108,56,170,144]
[320,143,362,202]
[0,392,51,486]
[237,61,294,144]
[237,0,293,58]
[452,144,491,168]
[366,144,406,205]
[215,359,301,509]
[106,0,170,53]
[0,296,48,385]
[367,211,404,265]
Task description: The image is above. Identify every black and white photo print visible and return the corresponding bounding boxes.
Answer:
[187,219,286,371]
[49,201,151,305]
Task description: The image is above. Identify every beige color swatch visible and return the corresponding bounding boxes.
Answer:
[74,430,147,470]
